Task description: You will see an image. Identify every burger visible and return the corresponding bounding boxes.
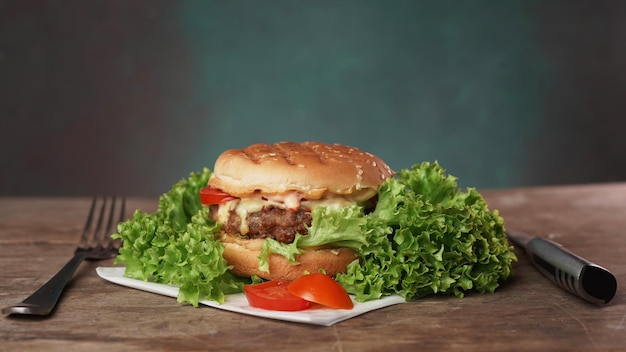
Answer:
[199,141,394,281]
[113,141,516,307]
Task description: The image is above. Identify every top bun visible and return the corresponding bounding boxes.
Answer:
[209,141,394,201]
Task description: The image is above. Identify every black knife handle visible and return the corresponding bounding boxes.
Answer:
[525,237,617,304]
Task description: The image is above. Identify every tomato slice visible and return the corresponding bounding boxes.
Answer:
[244,281,312,311]
[199,186,239,205]
[288,273,354,310]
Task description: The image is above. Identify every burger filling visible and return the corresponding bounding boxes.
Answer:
[214,206,312,244]
[209,190,375,244]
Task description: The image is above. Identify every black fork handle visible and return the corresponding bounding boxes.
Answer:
[2,252,88,316]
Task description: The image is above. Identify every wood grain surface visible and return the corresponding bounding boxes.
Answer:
[1,184,625,351]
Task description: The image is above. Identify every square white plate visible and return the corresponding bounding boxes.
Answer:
[96,267,405,326]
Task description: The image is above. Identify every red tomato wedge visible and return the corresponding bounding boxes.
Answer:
[244,281,312,311]
[199,186,239,205]
[288,273,354,310]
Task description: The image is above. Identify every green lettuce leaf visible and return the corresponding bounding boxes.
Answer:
[336,161,517,301]
[112,168,244,306]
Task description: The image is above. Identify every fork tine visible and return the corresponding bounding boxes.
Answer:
[102,196,116,241]
[90,197,109,249]
[78,197,99,249]
[94,197,108,244]
[102,196,126,250]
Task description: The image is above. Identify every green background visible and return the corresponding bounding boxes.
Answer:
[1,1,625,195]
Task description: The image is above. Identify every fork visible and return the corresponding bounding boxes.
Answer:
[2,196,126,316]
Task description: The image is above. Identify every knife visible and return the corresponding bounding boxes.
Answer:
[506,230,617,304]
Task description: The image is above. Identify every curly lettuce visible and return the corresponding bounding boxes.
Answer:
[112,162,516,306]
[112,168,244,306]
[336,162,516,301]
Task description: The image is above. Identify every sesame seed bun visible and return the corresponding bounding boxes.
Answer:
[209,141,394,201]
[208,141,394,280]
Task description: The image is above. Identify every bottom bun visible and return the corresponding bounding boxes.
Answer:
[219,234,358,281]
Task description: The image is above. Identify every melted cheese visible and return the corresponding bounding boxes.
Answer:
[301,197,354,209]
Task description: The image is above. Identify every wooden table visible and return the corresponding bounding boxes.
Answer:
[1,184,625,351]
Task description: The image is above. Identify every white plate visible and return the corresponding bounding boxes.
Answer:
[96,267,405,326]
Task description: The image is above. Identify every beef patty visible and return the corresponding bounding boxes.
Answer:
[211,206,312,244]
